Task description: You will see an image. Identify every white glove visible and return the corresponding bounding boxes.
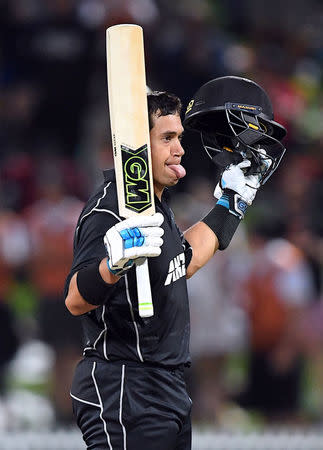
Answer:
[258,148,272,174]
[214,160,261,219]
[217,159,260,203]
[104,212,164,275]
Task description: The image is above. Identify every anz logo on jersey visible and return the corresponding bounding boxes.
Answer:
[164,252,186,286]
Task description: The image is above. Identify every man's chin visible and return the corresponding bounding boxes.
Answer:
[166,177,180,187]
[154,176,180,193]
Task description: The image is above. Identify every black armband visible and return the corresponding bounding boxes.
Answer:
[202,204,241,250]
[76,260,115,306]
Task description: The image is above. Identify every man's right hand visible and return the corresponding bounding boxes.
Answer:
[104,212,164,276]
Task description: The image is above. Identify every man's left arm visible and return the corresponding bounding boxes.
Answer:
[184,222,219,278]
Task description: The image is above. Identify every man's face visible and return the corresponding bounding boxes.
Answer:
[150,112,186,198]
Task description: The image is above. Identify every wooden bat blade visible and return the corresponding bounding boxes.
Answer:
[106,24,155,318]
[106,24,155,218]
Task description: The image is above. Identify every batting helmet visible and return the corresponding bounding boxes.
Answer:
[183,76,287,184]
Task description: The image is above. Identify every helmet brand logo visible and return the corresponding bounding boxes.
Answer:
[186,99,194,114]
[225,102,262,115]
[238,105,256,110]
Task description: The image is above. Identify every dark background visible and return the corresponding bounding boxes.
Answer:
[0,0,322,430]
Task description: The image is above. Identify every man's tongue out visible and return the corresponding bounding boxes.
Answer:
[167,164,186,179]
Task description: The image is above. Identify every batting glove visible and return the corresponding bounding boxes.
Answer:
[104,212,164,276]
[214,160,261,219]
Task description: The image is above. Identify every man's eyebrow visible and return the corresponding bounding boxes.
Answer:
[161,131,177,136]
[161,130,185,136]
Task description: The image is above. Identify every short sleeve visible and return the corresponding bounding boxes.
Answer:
[175,222,193,269]
[182,238,193,269]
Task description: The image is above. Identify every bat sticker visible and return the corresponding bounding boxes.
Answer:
[121,143,153,213]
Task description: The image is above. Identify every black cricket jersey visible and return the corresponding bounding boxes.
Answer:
[65,169,192,368]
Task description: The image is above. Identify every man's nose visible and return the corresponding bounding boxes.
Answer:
[173,139,185,157]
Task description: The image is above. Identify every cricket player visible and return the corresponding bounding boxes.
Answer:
[65,76,286,449]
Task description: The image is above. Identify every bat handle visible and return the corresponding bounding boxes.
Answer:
[136,258,154,318]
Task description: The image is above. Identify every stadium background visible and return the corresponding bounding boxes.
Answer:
[0,0,323,448]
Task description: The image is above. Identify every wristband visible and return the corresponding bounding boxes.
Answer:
[202,204,241,250]
[107,257,134,276]
[76,260,115,306]
[217,189,248,219]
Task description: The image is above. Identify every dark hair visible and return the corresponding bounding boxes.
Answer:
[147,91,182,130]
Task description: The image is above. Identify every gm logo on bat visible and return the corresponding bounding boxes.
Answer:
[121,144,152,213]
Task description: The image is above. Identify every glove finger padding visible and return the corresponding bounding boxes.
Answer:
[220,161,247,190]
[140,236,164,248]
[219,159,261,205]
[104,212,165,275]
[139,227,164,237]
[246,174,261,190]
[237,159,251,170]
[258,148,272,173]
[213,183,223,200]
[124,236,164,258]
[114,212,164,231]
[215,160,251,199]
[124,245,162,259]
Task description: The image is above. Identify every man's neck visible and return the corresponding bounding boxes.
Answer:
[154,183,163,201]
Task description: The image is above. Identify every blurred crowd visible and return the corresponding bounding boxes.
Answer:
[0,0,322,430]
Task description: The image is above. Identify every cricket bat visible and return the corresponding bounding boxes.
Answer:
[106,24,155,318]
